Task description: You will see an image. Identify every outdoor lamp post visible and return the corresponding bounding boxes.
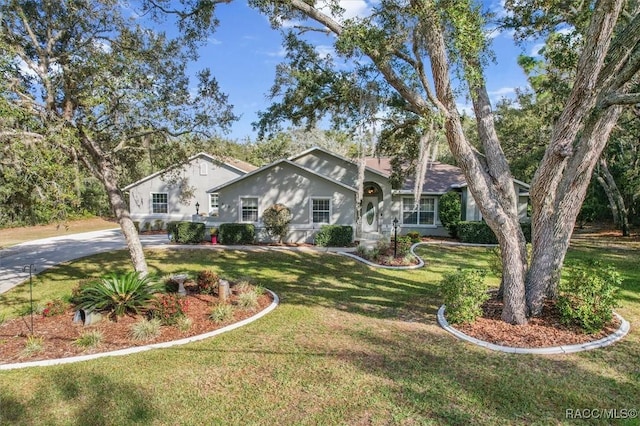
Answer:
[195,202,200,215]
[392,217,399,258]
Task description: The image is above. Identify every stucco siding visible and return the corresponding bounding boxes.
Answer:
[216,162,356,243]
[126,156,244,228]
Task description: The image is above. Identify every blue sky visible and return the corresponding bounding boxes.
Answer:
[153,1,538,141]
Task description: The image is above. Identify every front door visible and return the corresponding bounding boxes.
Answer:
[362,196,378,233]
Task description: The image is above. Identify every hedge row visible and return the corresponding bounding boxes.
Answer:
[219,223,255,245]
[315,225,353,247]
[457,221,532,244]
[167,222,205,244]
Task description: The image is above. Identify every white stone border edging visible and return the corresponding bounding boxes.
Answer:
[337,242,427,270]
[437,305,630,354]
[0,290,279,370]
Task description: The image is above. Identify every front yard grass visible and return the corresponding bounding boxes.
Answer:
[0,243,638,425]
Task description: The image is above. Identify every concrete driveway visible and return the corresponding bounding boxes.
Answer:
[0,229,169,294]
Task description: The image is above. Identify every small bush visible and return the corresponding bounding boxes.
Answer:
[406,231,421,243]
[130,318,162,341]
[197,270,219,295]
[167,221,206,244]
[21,335,44,357]
[457,221,532,244]
[233,279,253,294]
[439,269,489,324]
[439,191,462,238]
[457,222,498,244]
[262,203,292,243]
[151,294,190,325]
[153,219,164,231]
[74,331,103,349]
[76,272,163,319]
[209,303,234,323]
[315,225,353,247]
[219,223,255,245]
[42,299,68,317]
[557,262,621,334]
[392,236,413,258]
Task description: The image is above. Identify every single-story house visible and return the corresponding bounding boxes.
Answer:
[122,152,257,230]
[123,147,529,242]
[206,147,529,242]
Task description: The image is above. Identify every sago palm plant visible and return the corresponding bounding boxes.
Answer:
[77,272,163,319]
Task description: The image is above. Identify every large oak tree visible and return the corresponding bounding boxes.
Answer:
[1,0,235,274]
[243,0,640,324]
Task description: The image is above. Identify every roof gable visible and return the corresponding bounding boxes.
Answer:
[207,159,357,193]
[122,152,256,191]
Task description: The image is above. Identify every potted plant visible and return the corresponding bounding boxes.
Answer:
[210,228,219,244]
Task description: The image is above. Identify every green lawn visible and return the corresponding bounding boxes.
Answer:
[0,244,638,425]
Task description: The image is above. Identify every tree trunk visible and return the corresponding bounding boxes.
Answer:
[77,128,149,275]
[527,105,624,315]
[597,157,630,236]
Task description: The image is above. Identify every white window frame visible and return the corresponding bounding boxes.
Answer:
[151,192,168,214]
[310,197,331,224]
[240,197,259,223]
[199,162,208,175]
[401,196,436,226]
[209,193,219,217]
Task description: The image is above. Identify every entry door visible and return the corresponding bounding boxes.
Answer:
[362,196,378,233]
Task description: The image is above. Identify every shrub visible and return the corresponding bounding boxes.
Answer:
[209,303,234,323]
[438,191,462,238]
[76,272,163,319]
[392,236,413,258]
[262,203,292,243]
[167,221,206,244]
[197,270,219,295]
[153,219,164,231]
[130,318,162,341]
[133,221,140,233]
[315,225,353,247]
[74,331,103,349]
[457,222,498,244]
[219,223,255,245]
[42,299,68,317]
[457,221,532,244]
[439,269,489,324]
[557,262,621,334]
[406,231,421,243]
[150,294,190,325]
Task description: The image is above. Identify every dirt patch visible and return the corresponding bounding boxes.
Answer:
[453,296,620,348]
[0,290,273,365]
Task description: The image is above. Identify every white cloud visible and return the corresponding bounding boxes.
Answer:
[489,87,516,97]
[208,37,222,45]
[316,45,334,59]
[457,102,475,117]
[266,47,287,58]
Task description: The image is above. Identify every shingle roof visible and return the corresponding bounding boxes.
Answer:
[365,157,467,193]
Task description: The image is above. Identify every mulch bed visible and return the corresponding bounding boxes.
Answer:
[454,296,620,348]
[0,289,273,365]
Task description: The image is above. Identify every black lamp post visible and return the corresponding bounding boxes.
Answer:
[195,202,200,215]
[392,217,399,258]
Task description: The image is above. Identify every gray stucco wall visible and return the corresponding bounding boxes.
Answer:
[125,156,244,229]
[216,162,357,243]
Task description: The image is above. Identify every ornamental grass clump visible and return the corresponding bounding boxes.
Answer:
[209,303,234,323]
[237,289,259,310]
[21,335,44,357]
[439,269,489,324]
[558,261,621,334]
[130,318,162,341]
[74,330,103,349]
[76,272,163,320]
